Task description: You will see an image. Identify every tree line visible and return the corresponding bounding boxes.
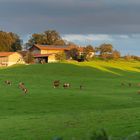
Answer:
[0,29,139,62]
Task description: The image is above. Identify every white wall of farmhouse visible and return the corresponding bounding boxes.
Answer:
[0,52,25,67]
[0,57,8,66]
[8,53,25,66]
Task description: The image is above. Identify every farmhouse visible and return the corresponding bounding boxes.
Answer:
[0,52,25,66]
[29,44,86,63]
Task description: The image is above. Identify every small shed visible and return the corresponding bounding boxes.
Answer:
[0,52,25,66]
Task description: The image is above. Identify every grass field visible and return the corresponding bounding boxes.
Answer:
[0,61,140,139]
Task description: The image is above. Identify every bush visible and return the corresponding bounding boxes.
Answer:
[124,55,132,61]
[68,48,79,60]
[111,50,121,60]
[24,51,34,63]
[55,52,66,61]
[131,55,140,61]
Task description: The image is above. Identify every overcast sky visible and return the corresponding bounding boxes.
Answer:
[0,0,140,55]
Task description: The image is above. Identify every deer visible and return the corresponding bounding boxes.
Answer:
[18,82,28,94]
[53,80,60,88]
[5,80,11,85]
[63,83,70,89]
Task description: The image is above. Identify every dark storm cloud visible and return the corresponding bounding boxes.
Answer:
[0,0,140,35]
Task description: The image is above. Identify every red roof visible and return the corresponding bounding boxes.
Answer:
[0,52,15,57]
[33,44,70,51]
[31,44,84,52]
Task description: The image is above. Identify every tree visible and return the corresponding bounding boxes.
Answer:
[0,31,22,52]
[111,50,121,60]
[24,51,34,63]
[98,43,113,59]
[83,45,95,60]
[10,33,22,51]
[55,52,66,61]
[44,30,65,45]
[124,54,132,61]
[28,33,45,45]
[28,30,65,46]
[69,48,79,60]
[99,43,113,55]
[131,55,140,61]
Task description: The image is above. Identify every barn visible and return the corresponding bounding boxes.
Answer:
[0,52,25,66]
[29,44,94,63]
[29,44,72,63]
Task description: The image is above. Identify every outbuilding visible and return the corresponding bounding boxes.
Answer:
[0,52,25,66]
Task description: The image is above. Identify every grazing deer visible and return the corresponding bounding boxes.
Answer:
[5,80,11,85]
[18,82,28,94]
[53,80,60,88]
[18,82,25,89]
[22,87,28,94]
[63,83,70,89]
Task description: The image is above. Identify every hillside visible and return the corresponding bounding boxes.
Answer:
[0,61,140,139]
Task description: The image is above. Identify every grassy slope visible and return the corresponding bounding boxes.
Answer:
[0,61,140,139]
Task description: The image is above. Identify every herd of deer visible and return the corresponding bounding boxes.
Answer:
[4,80,83,95]
[53,80,83,90]
[5,80,140,94]
[5,80,28,94]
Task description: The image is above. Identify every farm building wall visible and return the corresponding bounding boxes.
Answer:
[8,53,25,66]
[41,50,63,54]
[0,57,8,66]
[48,54,58,62]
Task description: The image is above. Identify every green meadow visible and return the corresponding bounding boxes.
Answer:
[0,60,140,139]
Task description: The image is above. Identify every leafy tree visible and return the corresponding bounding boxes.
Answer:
[99,44,113,55]
[98,44,113,59]
[69,48,79,60]
[10,33,22,51]
[111,50,121,60]
[0,31,22,51]
[55,52,66,61]
[131,55,140,61]
[44,30,65,45]
[28,30,65,46]
[124,54,132,61]
[83,45,95,60]
[24,51,34,63]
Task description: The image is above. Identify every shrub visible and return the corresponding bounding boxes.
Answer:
[111,50,121,60]
[55,52,66,61]
[68,48,79,60]
[24,51,34,63]
[124,55,132,61]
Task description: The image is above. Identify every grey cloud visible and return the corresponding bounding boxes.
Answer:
[0,0,140,35]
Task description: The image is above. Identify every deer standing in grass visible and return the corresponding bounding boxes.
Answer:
[18,82,28,94]
[5,80,11,85]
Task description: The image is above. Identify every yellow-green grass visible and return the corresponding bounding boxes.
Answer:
[67,59,140,75]
[0,61,140,139]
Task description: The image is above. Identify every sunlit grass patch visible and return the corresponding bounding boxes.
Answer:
[68,60,140,74]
